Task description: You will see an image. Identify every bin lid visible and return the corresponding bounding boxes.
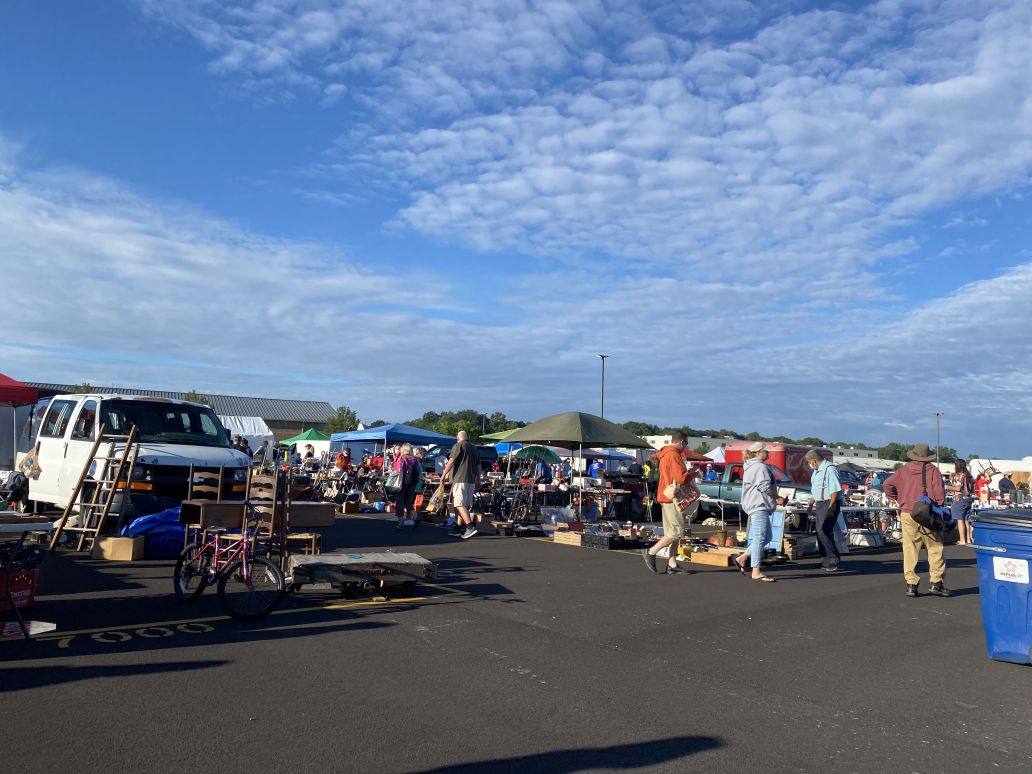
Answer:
[973,508,1032,528]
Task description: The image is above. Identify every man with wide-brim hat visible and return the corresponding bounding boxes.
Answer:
[883,444,949,597]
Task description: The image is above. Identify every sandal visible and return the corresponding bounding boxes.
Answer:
[733,557,748,576]
[752,575,777,583]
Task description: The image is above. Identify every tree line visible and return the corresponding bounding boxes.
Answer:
[323,406,960,461]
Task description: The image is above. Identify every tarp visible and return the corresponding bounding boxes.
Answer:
[583,448,633,461]
[493,441,523,455]
[0,405,34,471]
[502,412,651,450]
[330,423,456,450]
[218,415,275,453]
[0,373,37,406]
[705,446,725,462]
[281,428,330,444]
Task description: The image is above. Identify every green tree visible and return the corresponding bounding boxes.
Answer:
[68,382,94,394]
[367,419,388,428]
[937,446,958,463]
[879,442,910,461]
[694,442,710,454]
[183,389,209,405]
[325,405,360,434]
[622,421,659,437]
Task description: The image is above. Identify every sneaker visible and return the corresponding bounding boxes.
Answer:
[929,582,951,597]
[642,548,658,573]
[823,564,840,572]
[905,584,919,597]
[461,526,478,539]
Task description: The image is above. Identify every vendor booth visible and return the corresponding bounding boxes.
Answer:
[281,427,331,457]
[0,373,38,472]
[329,423,456,453]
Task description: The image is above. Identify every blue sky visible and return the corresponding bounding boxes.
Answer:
[3,0,1031,457]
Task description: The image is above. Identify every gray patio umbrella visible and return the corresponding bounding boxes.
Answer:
[503,412,650,518]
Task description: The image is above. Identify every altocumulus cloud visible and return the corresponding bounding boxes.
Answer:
[35,1,1032,456]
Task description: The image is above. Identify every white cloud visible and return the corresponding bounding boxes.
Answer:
[20,0,1030,456]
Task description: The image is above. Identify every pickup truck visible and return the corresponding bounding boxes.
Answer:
[695,461,811,521]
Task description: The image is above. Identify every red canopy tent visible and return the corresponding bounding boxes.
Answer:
[1,373,38,470]
[0,373,38,406]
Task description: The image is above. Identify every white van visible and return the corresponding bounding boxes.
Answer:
[25,394,252,522]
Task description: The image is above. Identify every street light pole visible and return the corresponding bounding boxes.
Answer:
[934,411,943,464]
[597,354,610,418]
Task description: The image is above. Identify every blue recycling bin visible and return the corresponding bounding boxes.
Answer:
[972,509,1032,665]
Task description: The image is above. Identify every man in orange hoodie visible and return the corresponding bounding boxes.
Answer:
[643,431,697,574]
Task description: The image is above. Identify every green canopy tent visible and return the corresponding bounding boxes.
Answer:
[503,412,650,450]
[503,412,651,517]
[482,428,517,441]
[281,428,331,445]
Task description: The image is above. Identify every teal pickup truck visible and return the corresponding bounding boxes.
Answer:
[695,462,811,521]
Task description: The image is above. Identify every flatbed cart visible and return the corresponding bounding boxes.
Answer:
[284,552,437,599]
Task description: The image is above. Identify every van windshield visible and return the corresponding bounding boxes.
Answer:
[99,400,231,447]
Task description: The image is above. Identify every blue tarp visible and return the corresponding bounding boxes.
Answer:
[120,506,186,558]
[329,423,456,451]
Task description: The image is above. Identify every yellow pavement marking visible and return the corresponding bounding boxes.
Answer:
[22,595,429,642]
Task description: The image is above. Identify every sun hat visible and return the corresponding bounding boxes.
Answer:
[747,441,766,453]
[906,443,936,462]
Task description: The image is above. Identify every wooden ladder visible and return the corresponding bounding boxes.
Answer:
[49,424,140,552]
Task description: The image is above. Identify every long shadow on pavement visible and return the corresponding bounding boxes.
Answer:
[409,735,724,773]
[0,607,400,663]
[0,659,229,693]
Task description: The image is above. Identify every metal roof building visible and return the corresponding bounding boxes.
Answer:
[27,383,335,438]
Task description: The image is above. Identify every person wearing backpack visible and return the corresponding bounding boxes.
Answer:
[883,444,949,598]
[392,443,422,530]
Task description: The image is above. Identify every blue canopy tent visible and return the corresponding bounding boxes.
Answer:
[329,423,456,452]
[493,441,523,455]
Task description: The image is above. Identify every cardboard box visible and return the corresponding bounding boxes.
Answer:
[91,536,145,562]
[341,501,360,514]
[553,531,583,547]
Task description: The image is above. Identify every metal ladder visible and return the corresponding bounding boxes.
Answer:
[49,424,140,552]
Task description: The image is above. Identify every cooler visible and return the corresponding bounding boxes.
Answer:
[972,509,1032,665]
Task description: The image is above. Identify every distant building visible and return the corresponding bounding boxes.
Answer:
[28,382,335,442]
[830,446,877,460]
[644,434,731,451]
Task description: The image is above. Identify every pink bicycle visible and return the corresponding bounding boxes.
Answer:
[173,501,284,621]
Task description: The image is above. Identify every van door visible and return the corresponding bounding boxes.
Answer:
[30,397,80,506]
[60,399,101,502]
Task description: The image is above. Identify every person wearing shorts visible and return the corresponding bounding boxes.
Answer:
[642,431,695,574]
[440,431,481,539]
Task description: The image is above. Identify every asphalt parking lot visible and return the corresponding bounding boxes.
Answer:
[2,515,1030,773]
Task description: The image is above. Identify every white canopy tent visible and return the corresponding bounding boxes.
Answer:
[705,446,725,463]
[218,415,275,453]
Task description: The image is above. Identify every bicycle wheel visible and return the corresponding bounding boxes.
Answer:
[173,543,211,603]
[216,557,284,622]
